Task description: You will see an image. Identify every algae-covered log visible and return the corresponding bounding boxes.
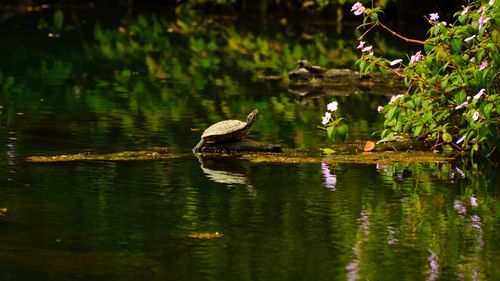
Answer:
[26,148,180,162]
[243,151,455,165]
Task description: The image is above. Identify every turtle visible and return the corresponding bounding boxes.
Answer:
[295,59,327,74]
[192,109,259,153]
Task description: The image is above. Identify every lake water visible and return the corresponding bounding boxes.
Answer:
[1,77,498,281]
[0,6,499,281]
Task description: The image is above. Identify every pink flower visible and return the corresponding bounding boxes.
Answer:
[389,94,404,104]
[322,112,332,125]
[429,13,439,21]
[351,2,365,16]
[479,61,488,70]
[470,195,478,207]
[410,51,423,64]
[455,101,468,109]
[377,106,383,113]
[473,88,485,99]
[489,0,495,5]
[454,199,466,214]
[357,41,365,49]
[478,14,489,29]
[390,59,403,66]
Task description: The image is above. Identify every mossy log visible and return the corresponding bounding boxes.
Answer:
[26,148,178,162]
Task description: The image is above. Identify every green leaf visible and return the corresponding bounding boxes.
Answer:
[387,106,397,120]
[442,132,452,142]
[327,126,335,139]
[458,15,467,24]
[483,103,493,117]
[54,10,64,31]
[454,90,466,104]
[413,125,423,136]
[337,124,349,141]
[320,148,336,155]
[207,40,218,51]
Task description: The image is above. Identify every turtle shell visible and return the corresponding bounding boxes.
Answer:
[201,119,248,142]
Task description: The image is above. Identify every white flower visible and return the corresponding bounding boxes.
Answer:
[389,94,404,104]
[390,59,403,66]
[489,0,495,5]
[473,89,485,99]
[362,45,373,53]
[464,35,476,42]
[456,135,466,144]
[327,101,338,112]
[357,41,365,49]
[455,167,465,178]
[470,57,476,63]
[461,6,469,15]
[455,101,468,109]
[472,111,479,121]
[377,106,383,113]
[429,13,439,21]
[322,112,332,125]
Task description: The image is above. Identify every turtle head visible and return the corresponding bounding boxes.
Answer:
[296,59,312,68]
[246,109,259,125]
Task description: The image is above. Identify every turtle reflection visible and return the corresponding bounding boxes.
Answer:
[196,155,254,193]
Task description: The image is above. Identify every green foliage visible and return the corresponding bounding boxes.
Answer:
[91,14,359,84]
[354,0,499,160]
[178,0,390,11]
[37,9,73,36]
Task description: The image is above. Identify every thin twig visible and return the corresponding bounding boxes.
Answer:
[379,22,426,45]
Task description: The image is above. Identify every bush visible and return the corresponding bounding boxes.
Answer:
[352,0,499,160]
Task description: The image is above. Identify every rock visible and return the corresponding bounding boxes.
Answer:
[199,139,282,153]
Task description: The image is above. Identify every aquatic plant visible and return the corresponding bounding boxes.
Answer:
[320,100,349,142]
[352,1,499,160]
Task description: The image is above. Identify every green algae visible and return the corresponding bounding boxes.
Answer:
[25,148,184,162]
[243,151,455,165]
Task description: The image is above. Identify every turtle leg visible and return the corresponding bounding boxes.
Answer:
[192,139,205,153]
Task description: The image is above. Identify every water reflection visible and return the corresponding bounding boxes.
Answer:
[427,249,439,281]
[321,160,337,189]
[196,155,254,192]
[346,209,370,281]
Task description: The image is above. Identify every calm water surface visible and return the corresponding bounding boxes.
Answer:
[0,77,498,281]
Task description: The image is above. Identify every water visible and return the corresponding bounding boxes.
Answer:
[0,77,498,281]
[1,7,499,281]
